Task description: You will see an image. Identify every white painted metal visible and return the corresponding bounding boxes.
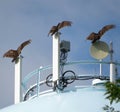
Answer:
[110,63,116,83]
[1,86,120,112]
[37,66,43,96]
[92,79,107,85]
[52,32,60,83]
[99,59,102,76]
[14,56,23,104]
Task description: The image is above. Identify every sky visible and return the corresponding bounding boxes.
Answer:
[0,0,120,109]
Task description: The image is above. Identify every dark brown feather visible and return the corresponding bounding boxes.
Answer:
[48,21,72,36]
[86,24,115,43]
[57,21,72,29]
[3,39,31,62]
[98,24,115,37]
[17,39,31,54]
[3,49,18,58]
[86,32,98,40]
[48,26,57,36]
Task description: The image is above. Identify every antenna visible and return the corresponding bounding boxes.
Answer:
[109,41,114,62]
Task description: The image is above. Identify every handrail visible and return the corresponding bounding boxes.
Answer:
[22,60,120,88]
[22,60,120,101]
[22,65,52,88]
[65,60,120,66]
[23,74,110,101]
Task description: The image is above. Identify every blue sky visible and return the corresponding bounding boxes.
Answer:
[0,0,120,109]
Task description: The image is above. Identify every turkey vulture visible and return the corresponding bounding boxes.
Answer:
[48,21,72,36]
[86,24,115,43]
[3,39,31,62]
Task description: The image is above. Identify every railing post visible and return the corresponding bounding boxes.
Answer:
[99,59,102,76]
[37,66,42,96]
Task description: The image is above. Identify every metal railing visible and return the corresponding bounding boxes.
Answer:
[22,60,120,101]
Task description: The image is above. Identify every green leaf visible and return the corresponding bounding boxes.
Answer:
[104,80,120,105]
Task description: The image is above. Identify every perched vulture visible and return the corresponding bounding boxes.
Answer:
[48,21,72,36]
[3,39,31,62]
[86,24,115,43]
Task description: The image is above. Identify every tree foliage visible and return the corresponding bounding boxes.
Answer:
[103,79,120,112]
[104,79,120,104]
[103,105,120,112]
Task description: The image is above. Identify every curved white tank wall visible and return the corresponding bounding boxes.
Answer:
[0,86,120,112]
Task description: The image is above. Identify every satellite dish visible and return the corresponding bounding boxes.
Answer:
[90,41,109,60]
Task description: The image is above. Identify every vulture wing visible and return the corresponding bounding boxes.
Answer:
[58,21,72,30]
[3,49,18,58]
[86,32,97,40]
[98,24,115,38]
[48,26,57,36]
[17,39,31,54]
[48,21,72,36]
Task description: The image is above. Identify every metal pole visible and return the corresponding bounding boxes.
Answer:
[109,41,113,62]
[110,63,116,83]
[52,32,60,88]
[37,66,42,97]
[109,41,116,83]
[99,59,102,76]
[14,55,23,104]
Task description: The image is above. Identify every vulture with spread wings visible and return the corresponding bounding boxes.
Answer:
[3,39,31,62]
[48,21,72,36]
[86,24,115,43]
